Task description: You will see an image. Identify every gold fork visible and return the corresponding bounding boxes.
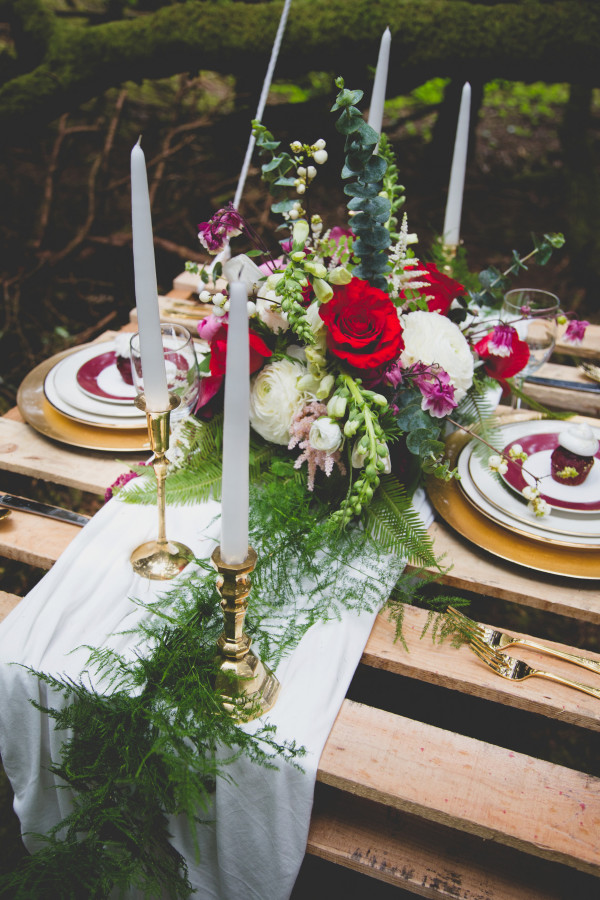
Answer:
[466,639,600,701]
[446,606,600,677]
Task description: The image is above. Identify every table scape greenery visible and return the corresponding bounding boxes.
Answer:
[1,78,587,900]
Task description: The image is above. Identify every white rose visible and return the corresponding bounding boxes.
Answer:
[400,310,474,401]
[309,417,343,452]
[250,359,306,445]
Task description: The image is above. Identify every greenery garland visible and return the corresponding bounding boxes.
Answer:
[0,452,448,899]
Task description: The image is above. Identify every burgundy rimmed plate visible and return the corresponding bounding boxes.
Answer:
[501,431,600,513]
[77,351,137,403]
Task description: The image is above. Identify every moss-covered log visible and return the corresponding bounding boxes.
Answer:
[0,0,599,133]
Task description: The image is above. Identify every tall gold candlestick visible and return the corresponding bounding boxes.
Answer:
[211,545,280,721]
[130,394,192,580]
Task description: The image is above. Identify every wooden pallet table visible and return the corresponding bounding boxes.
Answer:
[1,288,599,898]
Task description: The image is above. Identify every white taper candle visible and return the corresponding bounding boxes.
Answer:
[442,82,471,247]
[367,27,391,136]
[220,281,250,564]
[130,138,169,411]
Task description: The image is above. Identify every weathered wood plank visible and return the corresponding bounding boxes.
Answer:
[307,788,596,900]
[524,362,600,416]
[413,521,600,625]
[318,700,600,875]
[0,418,129,495]
[361,606,600,731]
[556,323,600,360]
[0,509,83,569]
[0,591,21,624]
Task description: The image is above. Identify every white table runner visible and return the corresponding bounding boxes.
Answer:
[0,491,432,899]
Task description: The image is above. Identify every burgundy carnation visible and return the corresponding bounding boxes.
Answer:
[473,328,530,380]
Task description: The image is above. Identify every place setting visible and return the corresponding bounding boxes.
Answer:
[16,323,201,453]
[427,414,600,578]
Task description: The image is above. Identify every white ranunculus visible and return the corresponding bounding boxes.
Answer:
[250,359,306,445]
[400,310,474,401]
[309,417,343,453]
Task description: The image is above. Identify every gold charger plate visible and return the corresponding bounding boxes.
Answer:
[426,417,600,580]
[17,345,151,453]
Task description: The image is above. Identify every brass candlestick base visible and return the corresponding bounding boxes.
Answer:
[211,545,280,721]
[440,240,458,275]
[130,394,193,580]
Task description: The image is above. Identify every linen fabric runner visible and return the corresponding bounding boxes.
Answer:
[0,492,432,899]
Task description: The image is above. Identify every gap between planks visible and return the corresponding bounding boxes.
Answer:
[317,699,600,876]
[307,786,598,900]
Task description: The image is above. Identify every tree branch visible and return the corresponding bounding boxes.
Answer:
[0,1,598,134]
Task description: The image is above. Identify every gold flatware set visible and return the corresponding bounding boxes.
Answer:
[446,606,600,700]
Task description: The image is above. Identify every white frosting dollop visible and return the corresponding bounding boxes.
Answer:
[558,423,599,457]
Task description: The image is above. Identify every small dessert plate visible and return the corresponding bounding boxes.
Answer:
[77,351,138,403]
[500,431,600,513]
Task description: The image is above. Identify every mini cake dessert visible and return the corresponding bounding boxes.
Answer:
[550,424,599,485]
[114,333,133,384]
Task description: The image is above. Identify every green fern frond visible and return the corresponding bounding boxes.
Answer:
[364,475,439,568]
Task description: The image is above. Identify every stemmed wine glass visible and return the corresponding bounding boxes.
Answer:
[130,323,200,425]
[501,288,560,408]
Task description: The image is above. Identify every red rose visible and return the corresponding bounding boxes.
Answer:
[319,277,404,370]
[399,262,465,315]
[196,321,272,409]
[473,330,530,380]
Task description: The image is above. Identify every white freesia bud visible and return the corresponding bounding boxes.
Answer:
[327,395,347,418]
[313,277,333,304]
[265,272,284,290]
[309,417,343,453]
[351,441,367,468]
[329,266,352,285]
[304,261,328,279]
[313,149,328,165]
[292,218,309,248]
[297,372,322,393]
[305,345,327,368]
[316,373,335,399]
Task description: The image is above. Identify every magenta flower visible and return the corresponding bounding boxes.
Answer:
[198,203,244,254]
[413,367,457,418]
[384,361,404,388]
[487,324,518,357]
[564,319,589,345]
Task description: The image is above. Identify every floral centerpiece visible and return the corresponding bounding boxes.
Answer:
[176,78,586,538]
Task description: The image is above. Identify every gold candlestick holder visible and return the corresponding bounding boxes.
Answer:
[211,545,280,721]
[130,393,193,580]
[439,240,458,275]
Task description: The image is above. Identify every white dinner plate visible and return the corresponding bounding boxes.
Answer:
[44,343,146,428]
[458,434,600,546]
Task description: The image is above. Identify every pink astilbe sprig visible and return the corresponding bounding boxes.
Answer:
[288,401,346,491]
